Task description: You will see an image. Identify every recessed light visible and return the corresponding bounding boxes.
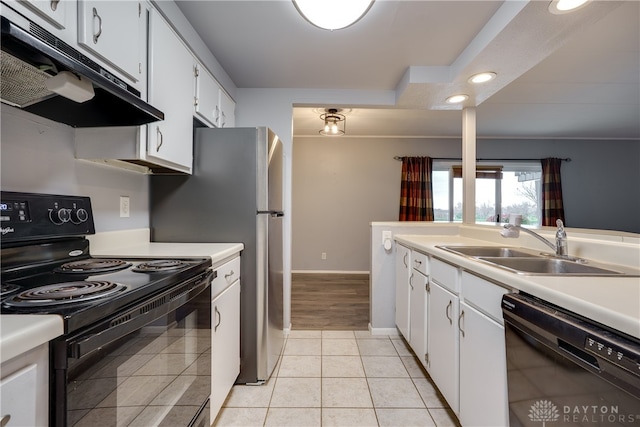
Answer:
[469,72,497,84]
[446,94,469,104]
[548,0,590,14]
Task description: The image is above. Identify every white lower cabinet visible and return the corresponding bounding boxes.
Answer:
[395,244,411,339]
[427,280,459,415]
[210,257,241,422]
[409,265,428,367]
[459,301,508,427]
[0,343,49,426]
[211,280,240,420]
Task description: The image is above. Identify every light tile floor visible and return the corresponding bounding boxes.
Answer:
[213,330,461,427]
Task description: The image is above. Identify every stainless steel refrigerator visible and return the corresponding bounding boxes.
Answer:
[149,127,285,384]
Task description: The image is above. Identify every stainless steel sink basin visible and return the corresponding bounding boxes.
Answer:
[436,245,639,276]
[437,246,542,258]
[477,257,627,276]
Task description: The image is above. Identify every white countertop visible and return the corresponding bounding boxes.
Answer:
[0,315,64,364]
[91,242,244,267]
[395,234,640,339]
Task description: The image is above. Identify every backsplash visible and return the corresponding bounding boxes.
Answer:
[0,106,150,232]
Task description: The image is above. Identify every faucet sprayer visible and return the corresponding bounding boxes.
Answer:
[501,218,569,258]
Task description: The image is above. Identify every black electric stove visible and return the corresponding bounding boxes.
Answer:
[0,191,212,333]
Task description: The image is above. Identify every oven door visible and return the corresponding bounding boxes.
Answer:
[51,271,212,427]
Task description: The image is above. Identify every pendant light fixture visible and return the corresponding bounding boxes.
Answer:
[319,108,346,136]
[293,0,375,31]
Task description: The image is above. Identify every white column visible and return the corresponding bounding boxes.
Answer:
[462,108,476,224]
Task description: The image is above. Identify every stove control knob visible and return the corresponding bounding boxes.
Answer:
[70,208,89,224]
[49,208,71,225]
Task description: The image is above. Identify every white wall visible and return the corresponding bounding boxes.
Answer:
[1,106,150,232]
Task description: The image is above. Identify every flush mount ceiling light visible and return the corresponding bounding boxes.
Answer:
[445,94,469,104]
[548,0,590,14]
[319,108,346,136]
[293,0,374,31]
[469,72,497,84]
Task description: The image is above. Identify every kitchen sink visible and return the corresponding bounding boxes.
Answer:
[437,246,542,258]
[476,257,627,276]
[436,245,639,276]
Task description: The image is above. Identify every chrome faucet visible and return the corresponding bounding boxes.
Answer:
[503,219,568,257]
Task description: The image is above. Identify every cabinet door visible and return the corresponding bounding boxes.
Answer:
[77,0,141,81]
[459,301,508,427]
[18,0,68,29]
[193,62,220,128]
[211,280,241,421]
[219,89,235,128]
[395,244,411,340]
[427,281,459,414]
[147,8,194,173]
[409,271,428,367]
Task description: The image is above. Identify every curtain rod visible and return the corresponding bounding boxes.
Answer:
[393,156,571,162]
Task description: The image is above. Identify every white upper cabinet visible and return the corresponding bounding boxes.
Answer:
[219,88,235,128]
[17,0,69,29]
[77,0,142,82]
[147,7,194,173]
[193,61,219,128]
[193,60,235,128]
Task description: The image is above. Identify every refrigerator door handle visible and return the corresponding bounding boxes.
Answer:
[257,210,284,217]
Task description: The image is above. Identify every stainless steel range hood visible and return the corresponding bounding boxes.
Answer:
[1,14,164,127]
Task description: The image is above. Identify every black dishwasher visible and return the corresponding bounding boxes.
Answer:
[502,293,640,427]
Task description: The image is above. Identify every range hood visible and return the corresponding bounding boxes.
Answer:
[1,14,164,127]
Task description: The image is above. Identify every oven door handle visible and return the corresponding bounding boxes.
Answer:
[68,270,213,359]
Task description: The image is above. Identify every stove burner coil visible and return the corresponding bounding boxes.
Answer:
[56,259,131,274]
[3,281,127,306]
[132,260,188,273]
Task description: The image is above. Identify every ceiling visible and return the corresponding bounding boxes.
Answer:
[176,0,639,140]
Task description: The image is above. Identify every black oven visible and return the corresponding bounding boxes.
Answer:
[1,191,213,427]
[52,270,212,427]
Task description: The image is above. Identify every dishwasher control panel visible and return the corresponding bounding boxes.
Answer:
[585,334,640,376]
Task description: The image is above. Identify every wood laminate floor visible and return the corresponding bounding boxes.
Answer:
[291,273,369,330]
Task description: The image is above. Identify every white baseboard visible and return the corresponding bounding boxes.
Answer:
[368,324,400,336]
[292,270,370,275]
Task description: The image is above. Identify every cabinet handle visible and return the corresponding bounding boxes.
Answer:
[156,127,163,151]
[425,281,430,293]
[403,252,408,268]
[214,306,221,331]
[458,310,465,337]
[92,7,103,44]
[50,0,59,11]
[409,274,414,290]
[446,300,453,324]
[1,415,11,427]
[414,259,422,268]
[225,270,234,281]
[221,111,226,128]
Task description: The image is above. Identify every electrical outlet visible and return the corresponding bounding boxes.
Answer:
[321,252,327,260]
[120,196,130,218]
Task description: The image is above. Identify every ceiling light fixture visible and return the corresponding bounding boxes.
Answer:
[292,0,375,31]
[319,108,346,136]
[445,94,469,104]
[548,0,590,14]
[469,72,497,84]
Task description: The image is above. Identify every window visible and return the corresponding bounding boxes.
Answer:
[432,161,542,226]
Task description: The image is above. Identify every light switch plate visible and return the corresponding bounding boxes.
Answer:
[120,196,130,218]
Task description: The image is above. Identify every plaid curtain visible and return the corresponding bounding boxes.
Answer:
[541,158,565,226]
[399,156,434,221]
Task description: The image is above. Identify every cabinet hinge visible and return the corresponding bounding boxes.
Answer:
[194,66,200,77]
[194,96,199,107]
[426,281,430,293]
